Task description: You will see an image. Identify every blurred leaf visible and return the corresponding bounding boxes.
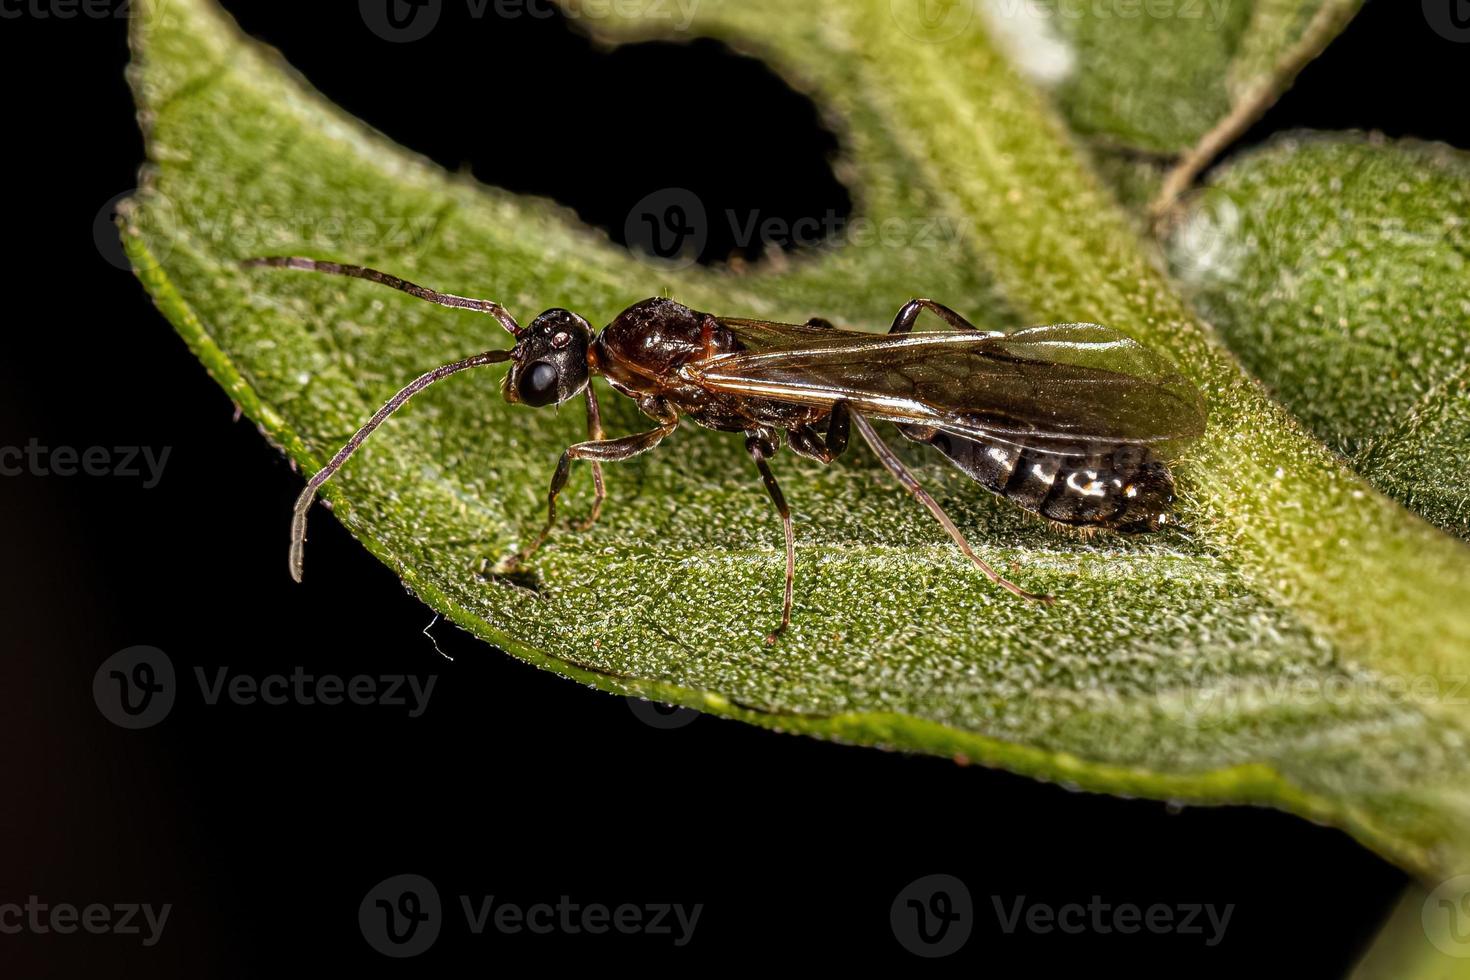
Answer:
[1047,0,1360,151]
[1350,881,1470,979]
[979,0,1363,210]
[123,0,1470,879]
[1169,133,1470,538]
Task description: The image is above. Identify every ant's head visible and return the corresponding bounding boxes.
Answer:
[504,309,593,408]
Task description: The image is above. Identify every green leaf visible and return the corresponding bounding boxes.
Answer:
[124,0,1470,879]
[1168,133,1470,539]
[983,0,1363,212]
[1349,880,1470,979]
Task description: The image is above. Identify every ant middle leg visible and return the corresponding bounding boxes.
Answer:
[501,417,677,571]
[786,402,851,464]
[888,299,993,335]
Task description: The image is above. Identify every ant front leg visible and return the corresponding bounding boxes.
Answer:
[502,401,677,571]
[574,385,607,532]
[888,299,992,335]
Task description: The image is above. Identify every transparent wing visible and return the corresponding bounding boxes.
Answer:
[698,322,1207,453]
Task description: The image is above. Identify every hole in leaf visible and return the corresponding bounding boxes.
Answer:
[1241,1,1470,153]
[225,1,852,266]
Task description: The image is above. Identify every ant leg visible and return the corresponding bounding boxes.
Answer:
[241,256,522,337]
[573,386,607,532]
[888,299,992,335]
[786,401,850,464]
[786,426,829,463]
[746,430,796,643]
[850,412,1053,604]
[502,418,678,571]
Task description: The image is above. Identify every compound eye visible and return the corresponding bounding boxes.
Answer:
[518,361,560,407]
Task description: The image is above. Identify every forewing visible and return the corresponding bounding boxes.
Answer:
[716,317,848,352]
[696,323,1207,453]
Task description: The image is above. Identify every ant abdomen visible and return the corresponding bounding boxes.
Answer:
[899,427,1177,533]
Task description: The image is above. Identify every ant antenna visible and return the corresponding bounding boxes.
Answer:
[288,348,513,583]
[241,256,522,336]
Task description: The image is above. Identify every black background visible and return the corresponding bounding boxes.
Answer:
[1,0,1465,974]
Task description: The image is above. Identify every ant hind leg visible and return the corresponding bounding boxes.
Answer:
[850,411,1052,604]
[888,299,992,335]
[746,429,797,643]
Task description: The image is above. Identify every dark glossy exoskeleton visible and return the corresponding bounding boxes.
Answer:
[245,257,1207,641]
